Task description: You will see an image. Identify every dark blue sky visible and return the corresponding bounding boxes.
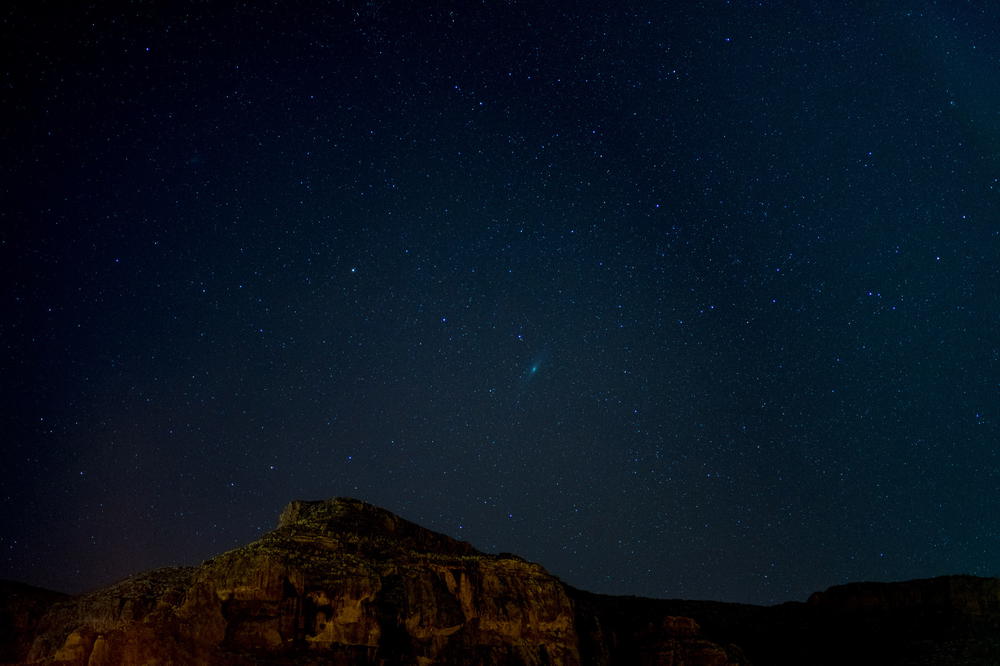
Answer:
[2,0,998,605]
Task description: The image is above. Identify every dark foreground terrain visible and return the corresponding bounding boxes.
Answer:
[2,498,998,664]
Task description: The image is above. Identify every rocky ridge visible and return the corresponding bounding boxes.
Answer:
[1,498,997,665]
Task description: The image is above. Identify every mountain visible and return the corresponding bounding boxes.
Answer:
[1,498,997,665]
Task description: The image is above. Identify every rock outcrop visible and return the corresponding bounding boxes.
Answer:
[1,498,997,665]
[5,498,742,665]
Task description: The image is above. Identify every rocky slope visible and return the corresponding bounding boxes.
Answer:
[1,498,997,665]
[0,582,67,664]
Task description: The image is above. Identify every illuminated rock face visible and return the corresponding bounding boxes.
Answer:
[13,498,741,665]
[10,498,998,665]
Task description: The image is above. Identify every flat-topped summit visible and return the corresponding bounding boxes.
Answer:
[275,497,480,558]
[277,497,405,530]
[808,574,1000,613]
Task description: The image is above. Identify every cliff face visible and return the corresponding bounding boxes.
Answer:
[794,576,1000,666]
[9,498,740,665]
[2,498,997,665]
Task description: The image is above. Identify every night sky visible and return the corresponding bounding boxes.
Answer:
[2,1,998,606]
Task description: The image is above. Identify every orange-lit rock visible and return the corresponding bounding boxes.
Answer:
[5,498,996,665]
[13,498,732,665]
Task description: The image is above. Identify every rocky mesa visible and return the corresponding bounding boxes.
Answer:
[1,498,998,665]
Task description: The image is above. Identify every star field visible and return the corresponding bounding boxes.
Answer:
[1,1,998,605]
